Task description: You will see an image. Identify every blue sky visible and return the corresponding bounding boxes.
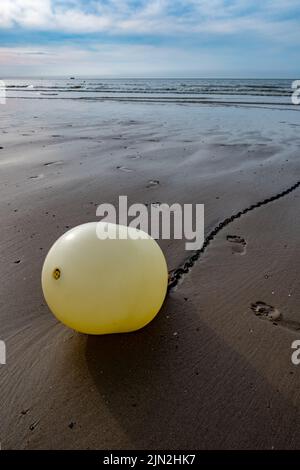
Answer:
[0,0,299,77]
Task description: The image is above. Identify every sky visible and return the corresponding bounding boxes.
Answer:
[0,0,299,77]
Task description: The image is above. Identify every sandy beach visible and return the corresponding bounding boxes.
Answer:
[0,94,300,449]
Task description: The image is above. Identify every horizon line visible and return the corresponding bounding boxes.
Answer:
[0,76,297,80]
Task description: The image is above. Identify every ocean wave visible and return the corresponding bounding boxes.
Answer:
[4,78,295,104]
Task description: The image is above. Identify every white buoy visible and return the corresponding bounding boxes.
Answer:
[41,222,168,334]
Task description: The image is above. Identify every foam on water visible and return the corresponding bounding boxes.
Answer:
[2,78,297,107]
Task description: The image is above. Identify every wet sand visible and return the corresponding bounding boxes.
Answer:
[0,98,300,449]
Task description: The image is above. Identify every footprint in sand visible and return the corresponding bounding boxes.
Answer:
[250,301,281,322]
[116,166,133,172]
[227,235,246,254]
[147,180,160,188]
[128,155,141,160]
[44,161,63,167]
[250,301,300,331]
[29,174,44,180]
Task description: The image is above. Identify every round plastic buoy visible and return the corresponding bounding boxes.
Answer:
[41,222,168,335]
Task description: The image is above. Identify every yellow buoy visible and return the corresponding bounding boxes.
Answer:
[41,222,168,335]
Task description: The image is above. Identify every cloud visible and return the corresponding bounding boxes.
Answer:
[0,39,298,78]
[0,1,299,77]
[0,43,227,75]
[0,0,299,40]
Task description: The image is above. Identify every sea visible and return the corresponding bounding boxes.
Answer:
[2,78,297,108]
